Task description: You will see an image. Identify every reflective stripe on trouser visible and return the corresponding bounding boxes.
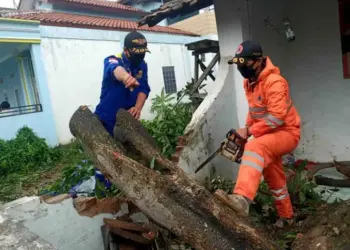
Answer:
[265,159,293,218]
[234,130,299,219]
[234,148,265,201]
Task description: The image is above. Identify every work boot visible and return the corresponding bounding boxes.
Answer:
[274,217,294,229]
[214,189,250,217]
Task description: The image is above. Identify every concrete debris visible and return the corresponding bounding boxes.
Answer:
[115,202,129,218]
[0,213,56,250]
[1,194,207,250]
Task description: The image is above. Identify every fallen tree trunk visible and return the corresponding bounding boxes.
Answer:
[335,162,350,178]
[69,106,280,250]
[315,175,350,187]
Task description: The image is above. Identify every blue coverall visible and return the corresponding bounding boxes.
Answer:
[95,52,151,136]
[94,52,151,197]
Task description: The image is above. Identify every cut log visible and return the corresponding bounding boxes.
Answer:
[314,175,350,187]
[335,162,350,178]
[109,227,153,245]
[69,106,280,250]
[306,163,334,181]
[115,109,177,173]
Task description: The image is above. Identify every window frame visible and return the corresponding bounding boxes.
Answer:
[162,66,178,94]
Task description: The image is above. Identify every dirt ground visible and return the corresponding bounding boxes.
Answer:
[0,164,65,202]
[291,200,350,250]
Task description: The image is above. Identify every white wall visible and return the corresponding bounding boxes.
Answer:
[178,0,249,182]
[41,38,114,144]
[141,42,193,120]
[203,0,350,166]
[284,0,350,162]
[40,29,201,144]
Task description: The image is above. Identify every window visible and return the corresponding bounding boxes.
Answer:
[162,66,177,94]
[338,0,350,79]
[0,48,42,118]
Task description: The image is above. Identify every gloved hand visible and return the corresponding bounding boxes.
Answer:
[226,128,249,143]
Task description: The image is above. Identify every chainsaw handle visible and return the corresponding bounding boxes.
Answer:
[226,129,245,141]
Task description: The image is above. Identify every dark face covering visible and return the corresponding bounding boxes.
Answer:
[128,50,145,67]
[237,63,256,79]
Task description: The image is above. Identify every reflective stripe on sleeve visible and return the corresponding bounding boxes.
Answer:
[249,106,266,112]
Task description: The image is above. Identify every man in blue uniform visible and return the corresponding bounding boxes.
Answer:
[94,31,151,198]
[95,30,151,136]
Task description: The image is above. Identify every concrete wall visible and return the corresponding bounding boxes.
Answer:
[249,0,287,71]
[178,0,249,182]
[239,0,350,162]
[180,0,350,184]
[170,12,217,36]
[40,26,204,144]
[284,0,350,162]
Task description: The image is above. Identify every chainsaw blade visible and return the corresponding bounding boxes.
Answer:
[194,148,221,173]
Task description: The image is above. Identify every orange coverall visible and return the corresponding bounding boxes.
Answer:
[234,57,301,218]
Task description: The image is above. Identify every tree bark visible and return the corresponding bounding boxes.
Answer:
[335,162,350,178]
[306,163,334,181]
[69,106,280,250]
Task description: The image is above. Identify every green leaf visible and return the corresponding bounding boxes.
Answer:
[150,157,156,169]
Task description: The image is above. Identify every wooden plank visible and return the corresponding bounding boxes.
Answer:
[189,52,220,96]
[109,227,153,245]
[104,218,152,233]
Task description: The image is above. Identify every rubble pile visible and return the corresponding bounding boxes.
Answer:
[72,196,191,250]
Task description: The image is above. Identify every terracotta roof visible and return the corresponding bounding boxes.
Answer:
[4,11,197,36]
[118,0,159,4]
[48,0,147,13]
[138,0,213,27]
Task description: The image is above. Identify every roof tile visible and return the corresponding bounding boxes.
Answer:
[5,11,197,36]
[48,0,146,13]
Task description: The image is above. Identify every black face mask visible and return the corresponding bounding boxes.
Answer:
[128,50,145,67]
[237,64,256,79]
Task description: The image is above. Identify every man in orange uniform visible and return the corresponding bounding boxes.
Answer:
[217,40,301,226]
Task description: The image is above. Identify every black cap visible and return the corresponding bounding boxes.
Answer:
[228,40,263,65]
[124,31,150,54]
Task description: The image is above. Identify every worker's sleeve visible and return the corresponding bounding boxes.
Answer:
[137,63,151,98]
[103,56,123,82]
[249,80,290,138]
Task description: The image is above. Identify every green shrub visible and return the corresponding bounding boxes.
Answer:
[0,127,61,176]
[141,89,192,158]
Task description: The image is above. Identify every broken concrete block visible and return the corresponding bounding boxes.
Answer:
[4,196,114,250]
[115,202,129,218]
[0,213,56,250]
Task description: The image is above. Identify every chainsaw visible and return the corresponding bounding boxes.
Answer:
[194,129,247,174]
